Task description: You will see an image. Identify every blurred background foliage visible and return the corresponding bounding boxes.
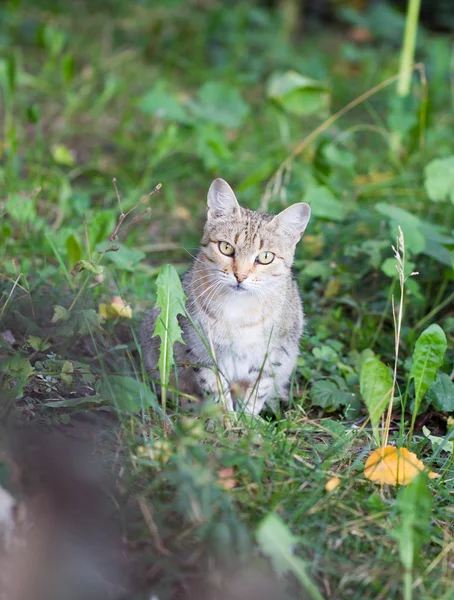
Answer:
[1,1,454,599]
[1,0,453,365]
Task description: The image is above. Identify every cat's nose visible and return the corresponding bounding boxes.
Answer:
[234,272,248,283]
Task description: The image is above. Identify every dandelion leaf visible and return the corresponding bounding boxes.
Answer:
[152,265,186,388]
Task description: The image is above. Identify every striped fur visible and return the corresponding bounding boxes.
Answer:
[140,179,311,415]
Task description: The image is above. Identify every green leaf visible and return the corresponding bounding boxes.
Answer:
[310,379,357,412]
[4,194,37,223]
[60,360,74,384]
[360,358,393,444]
[410,324,447,436]
[424,155,454,204]
[61,53,75,83]
[0,356,34,403]
[152,265,187,390]
[43,395,105,408]
[138,89,190,124]
[52,305,71,323]
[97,243,145,272]
[189,82,250,128]
[71,260,104,276]
[426,372,454,413]
[0,356,34,380]
[51,143,75,166]
[323,144,356,172]
[422,426,453,455]
[266,70,330,117]
[381,257,416,279]
[77,309,104,335]
[256,514,323,600]
[375,203,425,254]
[304,186,346,222]
[393,474,432,574]
[66,233,82,269]
[27,335,51,352]
[95,375,157,413]
[195,124,232,171]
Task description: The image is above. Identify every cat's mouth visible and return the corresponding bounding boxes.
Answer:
[230,283,247,293]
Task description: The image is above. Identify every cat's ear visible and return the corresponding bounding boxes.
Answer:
[270,203,311,243]
[207,178,241,220]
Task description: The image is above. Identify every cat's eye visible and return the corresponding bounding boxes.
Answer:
[256,251,275,265]
[218,241,235,256]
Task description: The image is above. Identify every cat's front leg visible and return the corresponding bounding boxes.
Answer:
[235,375,276,416]
[237,352,297,415]
[196,367,235,412]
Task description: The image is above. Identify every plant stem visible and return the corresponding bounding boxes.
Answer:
[397,0,422,98]
[404,570,413,600]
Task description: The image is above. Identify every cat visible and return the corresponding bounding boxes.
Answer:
[140,178,311,415]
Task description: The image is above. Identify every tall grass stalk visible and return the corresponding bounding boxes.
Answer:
[382,227,418,448]
[397,0,421,98]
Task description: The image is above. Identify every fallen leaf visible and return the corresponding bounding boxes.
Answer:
[99,296,132,319]
[325,476,341,492]
[364,446,439,486]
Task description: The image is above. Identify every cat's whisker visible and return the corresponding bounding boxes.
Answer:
[188,275,224,298]
[200,280,225,311]
[187,280,224,311]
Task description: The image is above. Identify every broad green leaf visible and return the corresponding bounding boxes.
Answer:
[77,309,104,335]
[421,238,454,268]
[4,194,37,223]
[266,70,330,117]
[422,426,453,455]
[189,82,250,128]
[95,375,157,413]
[393,474,432,577]
[410,324,447,435]
[138,89,190,124]
[97,243,145,272]
[375,203,425,254]
[66,233,82,269]
[52,305,71,323]
[300,260,331,281]
[304,186,346,222]
[0,356,34,403]
[381,258,416,279]
[195,124,232,171]
[426,372,454,413]
[152,265,187,389]
[310,379,357,412]
[424,156,454,204]
[360,358,393,444]
[27,335,51,352]
[323,144,356,172]
[256,514,323,600]
[60,360,74,384]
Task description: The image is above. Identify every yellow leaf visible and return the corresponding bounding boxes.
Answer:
[325,476,341,492]
[98,296,132,319]
[364,446,439,486]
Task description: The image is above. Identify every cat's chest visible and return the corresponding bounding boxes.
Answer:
[212,297,272,345]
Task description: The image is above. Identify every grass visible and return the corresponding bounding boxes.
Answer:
[0,1,453,598]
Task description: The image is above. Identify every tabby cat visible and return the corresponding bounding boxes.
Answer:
[140,178,311,414]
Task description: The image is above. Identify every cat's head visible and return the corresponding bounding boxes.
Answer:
[198,178,310,296]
